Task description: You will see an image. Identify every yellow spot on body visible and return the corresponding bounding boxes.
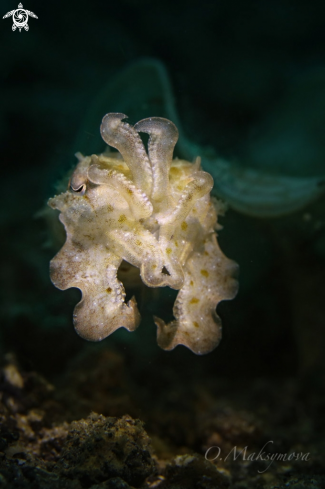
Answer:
[135,240,142,246]
[201,269,209,277]
[126,188,133,194]
[166,248,172,255]
[193,321,199,328]
[118,214,127,223]
[106,287,112,293]
[189,297,199,304]
[190,280,194,286]
[181,221,188,231]
[107,204,114,212]
[174,241,178,247]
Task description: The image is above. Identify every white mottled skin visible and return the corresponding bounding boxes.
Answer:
[49,113,238,354]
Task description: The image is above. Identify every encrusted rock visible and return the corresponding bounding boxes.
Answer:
[56,413,155,487]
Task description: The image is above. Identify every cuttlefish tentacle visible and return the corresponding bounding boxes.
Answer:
[158,171,214,240]
[135,117,179,208]
[88,159,153,220]
[106,226,183,290]
[100,113,153,196]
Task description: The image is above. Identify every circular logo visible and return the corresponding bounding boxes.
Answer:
[13,9,28,28]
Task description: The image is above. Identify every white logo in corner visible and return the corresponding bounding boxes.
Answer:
[3,3,38,32]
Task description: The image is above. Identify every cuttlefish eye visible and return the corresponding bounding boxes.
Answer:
[70,183,86,195]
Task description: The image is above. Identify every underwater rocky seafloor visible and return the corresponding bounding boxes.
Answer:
[1,324,325,489]
[2,1,325,487]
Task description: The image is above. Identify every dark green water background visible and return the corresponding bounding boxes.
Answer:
[1,0,325,415]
